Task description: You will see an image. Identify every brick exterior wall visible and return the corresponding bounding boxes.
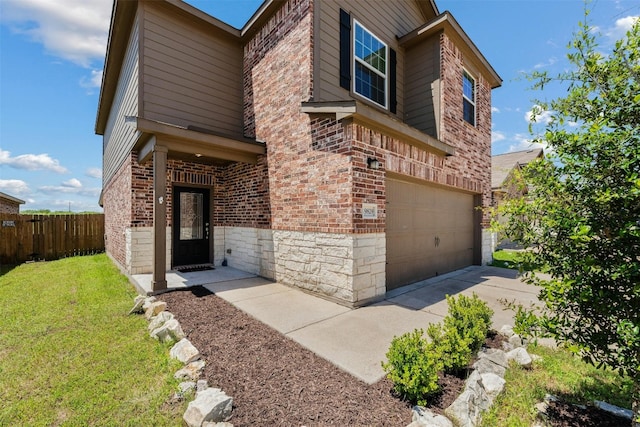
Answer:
[103,154,132,268]
[438,33,493,228]
[0,199,21,214]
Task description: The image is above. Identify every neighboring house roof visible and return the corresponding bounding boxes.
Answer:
[0,191,26,205]
[491,148,543,190]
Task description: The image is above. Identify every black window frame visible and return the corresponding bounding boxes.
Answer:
[462,70,476,126]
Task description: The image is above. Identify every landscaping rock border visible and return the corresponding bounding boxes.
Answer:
[130,296,234,427]
[410,325,535,427]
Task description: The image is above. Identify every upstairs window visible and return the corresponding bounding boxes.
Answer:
[463,70,476,125]
[353,21,387,108]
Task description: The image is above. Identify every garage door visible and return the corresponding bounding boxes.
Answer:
[386,178,475,291]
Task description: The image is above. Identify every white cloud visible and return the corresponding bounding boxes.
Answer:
[85,167,102,179]
[62,178,82,188]
[0,0,112,68]
[534,56,558,69]
[0,179,31,195]
[525,106,554,125]
[80,69,103,89]
[508,133,548,153]
[491,106,500,114]
[0,149,68,173]
[39,179,100,197]
[606,16,639,40]
[492,130,506,143]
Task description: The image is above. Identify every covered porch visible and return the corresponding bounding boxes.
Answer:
[128,117,267,292]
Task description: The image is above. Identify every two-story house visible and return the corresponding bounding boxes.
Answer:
[96,0,501,306]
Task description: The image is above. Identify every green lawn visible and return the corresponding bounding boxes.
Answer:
[0,254,186,426]
[480,344,634,426]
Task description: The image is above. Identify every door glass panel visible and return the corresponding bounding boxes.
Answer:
[179,192,203,240]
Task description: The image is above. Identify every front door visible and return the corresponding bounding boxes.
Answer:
[173,186,210,267]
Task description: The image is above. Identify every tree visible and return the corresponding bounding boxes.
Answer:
[496,15,640,424]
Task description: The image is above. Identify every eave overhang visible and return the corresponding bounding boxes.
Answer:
[301,101,455,157]
[128,117,265,165]
[399,11,502,89]
[95,0,241,136]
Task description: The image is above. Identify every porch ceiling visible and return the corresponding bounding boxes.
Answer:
[130,117,266,165]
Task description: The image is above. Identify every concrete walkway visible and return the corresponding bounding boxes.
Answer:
[133,265,539,384]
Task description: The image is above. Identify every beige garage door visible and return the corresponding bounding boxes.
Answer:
[386,178,475,291]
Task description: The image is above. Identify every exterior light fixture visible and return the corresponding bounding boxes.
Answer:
[195,153,203,158]
[367,157,380,170]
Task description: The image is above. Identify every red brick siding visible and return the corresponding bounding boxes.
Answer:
[102,155,133,267]
[246,0,348,233]
[217,156,271,228]
[129,153,270,229]
[438,33,492,227]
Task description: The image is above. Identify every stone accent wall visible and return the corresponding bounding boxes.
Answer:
[273,230,385,305]
[126,226,171,274]
[214,226,275,278]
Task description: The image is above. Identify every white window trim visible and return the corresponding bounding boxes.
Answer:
[352,19,388,109]
[463,69,476,126]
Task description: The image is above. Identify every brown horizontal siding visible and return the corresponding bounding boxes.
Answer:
[103,17,140,186]
[141,3,243,137]
[316,0,425,117]
[404,36,440,136]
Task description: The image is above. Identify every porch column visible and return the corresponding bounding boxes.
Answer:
[152,145,168,292]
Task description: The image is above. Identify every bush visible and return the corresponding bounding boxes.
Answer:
[426,322,472,374]
[382,294,494,404]
[428,294,494,374]
[381,329,442,405]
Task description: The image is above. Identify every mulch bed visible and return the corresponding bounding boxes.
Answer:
[158,286,629,426]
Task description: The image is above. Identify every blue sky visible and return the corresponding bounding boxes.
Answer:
[0,1,638,212]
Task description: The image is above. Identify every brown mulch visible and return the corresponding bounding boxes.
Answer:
[158,286,630,426]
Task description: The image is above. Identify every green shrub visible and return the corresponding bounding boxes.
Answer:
[444,293,493,352]
[426,322,472,374]
[428,294,494,374]
[381,329,442,405]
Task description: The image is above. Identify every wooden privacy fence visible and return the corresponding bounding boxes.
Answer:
[0,213,105,265]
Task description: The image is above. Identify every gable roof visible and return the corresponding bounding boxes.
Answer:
[0,191,26,205]
[491,148,543,189]
[95,0,441,134]
[398,11,502,88]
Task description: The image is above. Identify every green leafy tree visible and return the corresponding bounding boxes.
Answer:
[496,15,640,423]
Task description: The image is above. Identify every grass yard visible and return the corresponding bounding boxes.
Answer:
[0,254,186,426]
[480,343,634,426]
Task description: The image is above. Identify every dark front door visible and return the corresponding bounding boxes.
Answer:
[173,186,210,267]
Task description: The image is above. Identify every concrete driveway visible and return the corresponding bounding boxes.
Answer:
[154,265,540,384]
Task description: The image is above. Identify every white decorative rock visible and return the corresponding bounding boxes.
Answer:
[499,324,515,338]
[145,301,167,319]
[411,406,454,427]
[148,311,174,331]
[142,296,157,311]
[128,295,146,314]
[507,347,533,368]
[170,338,200,364]
[183,388,233,426]
[150,318,185,343]
[175,360,206,380]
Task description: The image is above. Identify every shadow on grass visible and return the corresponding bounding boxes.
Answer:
[0,264,17,277]
[550,368,634,411]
